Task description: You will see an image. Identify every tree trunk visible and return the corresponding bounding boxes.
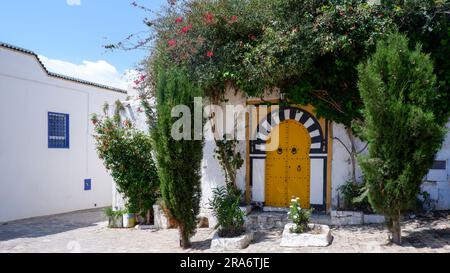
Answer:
[179,224,191,249]
[346,127,357,184]
[146,209,153,225]
[388,212,402,245]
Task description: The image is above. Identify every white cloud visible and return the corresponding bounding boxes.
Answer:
[38,55,136,90]
[66,0,81,6]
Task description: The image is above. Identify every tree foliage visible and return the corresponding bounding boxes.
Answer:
[357,32,447,244]
[151,63,204,248]
[91,102,159,221]
[386,0,450,124]
[149,0,396,126]
[111,0,449,127]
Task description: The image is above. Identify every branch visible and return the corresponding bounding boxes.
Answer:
[332,137,352,157]
[312,90,345,114]
[356,142,369,154]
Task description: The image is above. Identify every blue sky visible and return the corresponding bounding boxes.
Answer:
[0,0,167,89]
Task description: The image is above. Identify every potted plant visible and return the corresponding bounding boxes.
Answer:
[104,207,124,228]
[280,198,332,247]
[122,210,136,228]
[209,186,253,251]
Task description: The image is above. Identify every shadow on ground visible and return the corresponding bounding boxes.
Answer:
[0,208,106,241]
[403,228,450,249]
[190,238,213,251]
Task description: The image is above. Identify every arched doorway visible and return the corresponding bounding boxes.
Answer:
[265,120,311,208]
[249,105,329,210]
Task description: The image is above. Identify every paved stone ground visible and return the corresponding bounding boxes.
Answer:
[0,208,449,253]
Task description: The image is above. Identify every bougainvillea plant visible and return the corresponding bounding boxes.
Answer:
[108,0,449,126]
[91,101,159,223]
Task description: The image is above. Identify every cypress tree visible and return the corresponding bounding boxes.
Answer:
[152,65,204,248]
[357,32,447,244]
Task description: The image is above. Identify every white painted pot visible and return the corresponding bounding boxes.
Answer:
[123,213,136,228]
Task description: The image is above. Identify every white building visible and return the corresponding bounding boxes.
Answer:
[120,85,450,218]
[0,43,127,223]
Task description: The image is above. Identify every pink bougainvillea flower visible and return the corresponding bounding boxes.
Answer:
[207,51,214,57]
[123,120,130,127]
[180,24,192,33]
[204,12,214,24]
[175,17,183,23]
[229,15,238,24]
[168,40,176,46]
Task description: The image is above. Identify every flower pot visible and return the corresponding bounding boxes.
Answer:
[210,231,254,251]
[123,213,136,228]
[108,215,123,228]
[280,223,332,247]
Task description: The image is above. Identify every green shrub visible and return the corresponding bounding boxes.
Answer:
[209,185,245,237]
[288,198,313,233]
[92,102,159,223]
[338,180,372,213]
[103,207,124,218]
[414,191,436,214]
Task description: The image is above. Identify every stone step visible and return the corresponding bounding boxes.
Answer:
[245,212,288,230]
[245,211,332,230]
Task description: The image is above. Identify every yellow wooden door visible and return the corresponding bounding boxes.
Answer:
[265,120,311,208]
[286,120,311,208]
[265,123,288,207]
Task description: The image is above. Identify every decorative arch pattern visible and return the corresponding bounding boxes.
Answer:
[250,106,326,156]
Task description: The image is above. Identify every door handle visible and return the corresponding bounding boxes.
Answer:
[297,165,301,172]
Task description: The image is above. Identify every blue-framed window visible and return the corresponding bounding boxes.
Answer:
[48,112,69,149]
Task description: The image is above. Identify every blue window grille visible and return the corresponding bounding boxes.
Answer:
[48,112,69,148]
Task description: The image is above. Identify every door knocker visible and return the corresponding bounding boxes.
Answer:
[277,148,283,155]
[297,165,301,172]
[291,147,297,155]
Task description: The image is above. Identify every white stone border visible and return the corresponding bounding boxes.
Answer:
[280,223,332,247]
[210,231,254,251]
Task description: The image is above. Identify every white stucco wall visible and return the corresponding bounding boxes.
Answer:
[200,89,247,218]
[330,121,450,210]
[0,46,126,222]
[422,122,450,210]
[330,123,367,208]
